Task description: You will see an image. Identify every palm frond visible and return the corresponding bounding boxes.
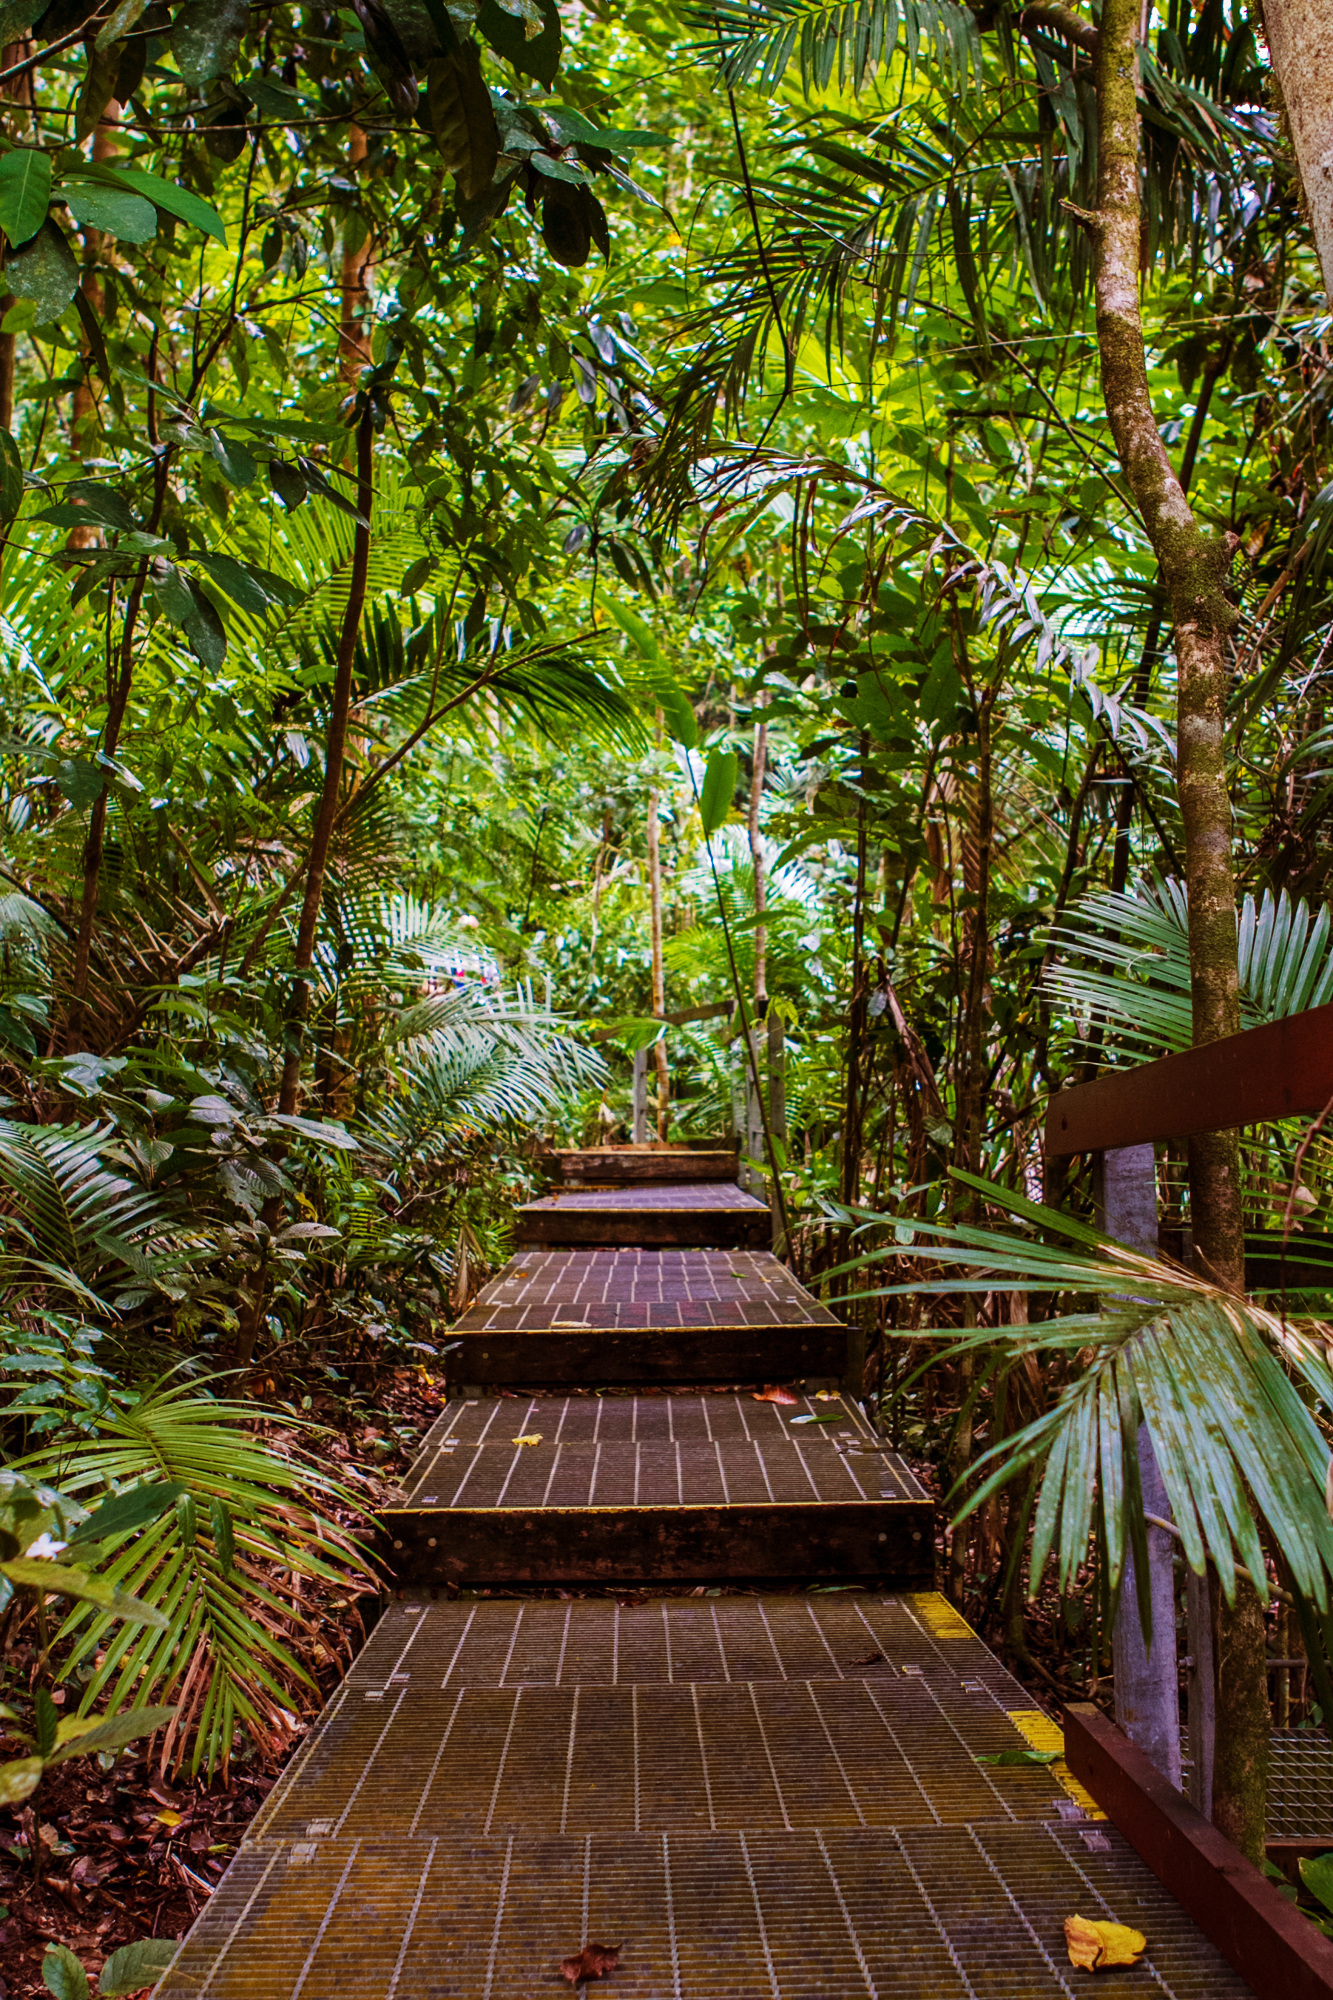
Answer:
[691,0,982,98]
[20,1380,375,1777]
[845,1172,1333,1621]
[1044,878,1333,1060]
[0,1121,182,1298]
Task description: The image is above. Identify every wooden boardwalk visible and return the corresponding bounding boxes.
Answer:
[156,1147,1258,1999]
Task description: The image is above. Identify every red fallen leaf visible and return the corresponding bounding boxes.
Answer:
[559,1942,621,1985]
[753,1385,799,1405]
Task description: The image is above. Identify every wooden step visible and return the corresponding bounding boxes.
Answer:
[544,1144,738,1184]
[384,1391,933,1585]
[515,1180,770,1250]
[447,1247,847,1386]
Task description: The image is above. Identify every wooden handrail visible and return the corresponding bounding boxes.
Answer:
[1045,1003,1333,1157]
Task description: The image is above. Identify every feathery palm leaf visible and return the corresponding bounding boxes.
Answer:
[1044,877,1333,1059]
[0,1121,184,1300]
[20,1381,375,1777]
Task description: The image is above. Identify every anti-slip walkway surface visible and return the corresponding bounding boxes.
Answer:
[384,1393,932,1586]
[157,1149,1258,1998]
[157,1592,1254,1999]
[448,1248,847,1384]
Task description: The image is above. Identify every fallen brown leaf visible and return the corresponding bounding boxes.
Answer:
[1064,1915,1145,1971]
[851,1650,886,1667]
[753,1386,800,1405]
[559,1941,621,1986]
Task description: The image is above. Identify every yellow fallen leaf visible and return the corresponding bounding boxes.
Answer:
[512,1433,543,1446]
[152,1807,184,1829]
[1064,1915,1145,1971]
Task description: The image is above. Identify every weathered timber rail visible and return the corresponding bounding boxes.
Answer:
[155,1144,1267,1999]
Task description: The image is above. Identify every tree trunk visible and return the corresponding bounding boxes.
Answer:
[68,103,118,494]
[277,404,375,1118]
[1261,1,1333,299]
[340,122,373,383]
[234,407,374,1366]
[1094,0,1265,1861]
[1099,1144,1182,1789]
[749,714,768,1007]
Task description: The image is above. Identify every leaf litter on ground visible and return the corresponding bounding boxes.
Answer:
[1063,1916,1146,1970]
[752,1386,799,1405]
[559,1941,621,1986]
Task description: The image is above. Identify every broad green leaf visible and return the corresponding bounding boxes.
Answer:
[0,1753,42,1803]
[975,1747,1061,1766]
[1301,1853,1333,1918]
[69,1481,187,1547]
[75,166,226,245]
[34,1684,57,1757]
[426,47,500,199]
[194,550,269,613]
[269,458,307,509]
[3,218,78,324]
[150,561,196,628]
[210,1496,235,1575]
[41,1943,89,2000]
[53,758,104,812]
[699,748,738,836]
[63,183,157,244]
[208,431,257,489]
[95,0,152,50]
[99,1940,179,1997]
[171,0,248,84]
[296,456,369,526]
[266,1114,360,1149]
[0,1558,169,1628]
[183,582,227,672]
[476,0,561,86]
[0,426,22,519]
[0,0,47,43]
[0,148,51,248]
[46,1703,175,1765]
[75,39,121,143]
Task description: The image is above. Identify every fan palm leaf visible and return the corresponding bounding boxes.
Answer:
[0,1121,184,1298]
[844,1171,1333,1625]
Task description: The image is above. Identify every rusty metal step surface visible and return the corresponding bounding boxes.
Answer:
[330,1589,1042,1701]
[545,1145,739,1184]
[334,1590,1023,1697]
[250,1677,1089,1841]
[448,1247,846,1385]
[157,1597,1256,1999]
[515,1181,771,1250]
[157,1824,1254,2000]
[384,1394,933,1585]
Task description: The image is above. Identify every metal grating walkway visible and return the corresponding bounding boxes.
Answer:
[158,1594,1255,1999]
[159,1145,1259,1998]
[384,1393,933,1585]
[515,1181,772,1250]
[447,1248,848,1385]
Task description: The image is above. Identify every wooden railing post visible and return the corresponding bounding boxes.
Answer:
[1096,1142,1183,1790]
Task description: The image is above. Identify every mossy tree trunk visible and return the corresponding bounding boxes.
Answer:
[1093,0,1266,1861]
